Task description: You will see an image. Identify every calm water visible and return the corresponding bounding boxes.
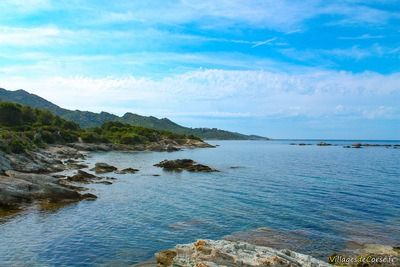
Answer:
[1,140,400,266]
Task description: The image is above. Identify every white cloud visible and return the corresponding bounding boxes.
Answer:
[338,34,385,40]
[0,26,60,46]
[1,69,399,121]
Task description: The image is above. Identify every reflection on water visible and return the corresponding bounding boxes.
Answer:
[0,140,399,266]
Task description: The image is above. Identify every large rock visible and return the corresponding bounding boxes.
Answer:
[67,170,99,183]
[91,162,118,174]
[154,159,218,172]
[0,171,93,209]
[155,239,330,267]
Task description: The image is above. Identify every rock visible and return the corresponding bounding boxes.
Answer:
[155,239,330,267]
[329,243,399,266]
[154,159,218,172]
[317,142,331,146]
[91,162,118,174]
[67,170,99,183]
[67,162,89,170]
[80,193,97,200]
[352,143,362,148]
[0,152,11,174]
[115,168,139,174]
[0,171,85,209]
[156,250,177,267]
[95,181,113,185]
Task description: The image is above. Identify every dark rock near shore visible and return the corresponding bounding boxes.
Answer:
[67,170,99,183]
[154,159,218,172]
[95,181,113,185]
[115,168,139,174]
[91,162,118,174]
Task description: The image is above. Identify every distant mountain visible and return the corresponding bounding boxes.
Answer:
[0,88,269,140]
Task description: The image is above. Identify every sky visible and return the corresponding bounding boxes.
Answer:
[0,0,400,139]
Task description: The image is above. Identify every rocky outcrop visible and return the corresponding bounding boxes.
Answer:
[91,162,118,174]
[67,170,100,183]
[329,243,400,266]
[154,159,218,172]
[155,239,331,267]
[0,171,95,209]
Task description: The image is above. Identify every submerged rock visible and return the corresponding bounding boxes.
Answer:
[154,159,218,172]
[155,239,330,267]
[91,162,118,174]
[115,168,139,174]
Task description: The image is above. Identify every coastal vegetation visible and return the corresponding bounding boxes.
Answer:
[0,102,201,154]
[0,88,268,140]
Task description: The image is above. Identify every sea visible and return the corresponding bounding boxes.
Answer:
[0,140,399,266]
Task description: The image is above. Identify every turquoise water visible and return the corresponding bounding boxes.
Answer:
[0,140,399,266]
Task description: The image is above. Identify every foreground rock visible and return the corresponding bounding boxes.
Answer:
[155,239,330,267]
[0,171,96,209]
[154,159,218,172]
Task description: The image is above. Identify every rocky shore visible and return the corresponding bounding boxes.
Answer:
[154,239,331,267]
[134,238,400,267]
[0,139,213,213]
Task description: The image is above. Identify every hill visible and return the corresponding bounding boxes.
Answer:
[0,102,206,154]
[0,88,268,140]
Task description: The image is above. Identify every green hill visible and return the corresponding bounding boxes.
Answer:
[0,88,268,140]
[0,102,204,154]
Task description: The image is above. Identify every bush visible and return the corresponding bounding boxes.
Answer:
[9,139,26,153]
[120,133,145,145]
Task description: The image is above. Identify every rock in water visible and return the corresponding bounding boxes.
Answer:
[67,170,99,183]
[91,162,118,174]
[155,239,331,267]
[154,159,218,172]
[115,168,139,174]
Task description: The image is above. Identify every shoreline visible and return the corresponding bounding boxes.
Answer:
[0,139,214,214]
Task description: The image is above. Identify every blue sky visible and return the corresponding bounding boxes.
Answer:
[0,0,400,139]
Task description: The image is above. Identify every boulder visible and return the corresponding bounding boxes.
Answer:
[91,162,118,174]
[0,171,87,209]
[67,170,99,183]
[154,159,218,172]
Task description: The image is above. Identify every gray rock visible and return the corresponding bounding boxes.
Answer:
[156,239,331,267]
[0,171,90,209]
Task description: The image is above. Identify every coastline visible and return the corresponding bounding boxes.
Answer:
[0,138,214,214]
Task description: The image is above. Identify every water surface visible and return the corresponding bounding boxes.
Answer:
[0,140,399,266]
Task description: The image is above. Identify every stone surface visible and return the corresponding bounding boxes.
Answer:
[91,162,118,174]
[0,171,92,209]
[155,239,331,267]
[67,170,99,183]
[154,159,218,172]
